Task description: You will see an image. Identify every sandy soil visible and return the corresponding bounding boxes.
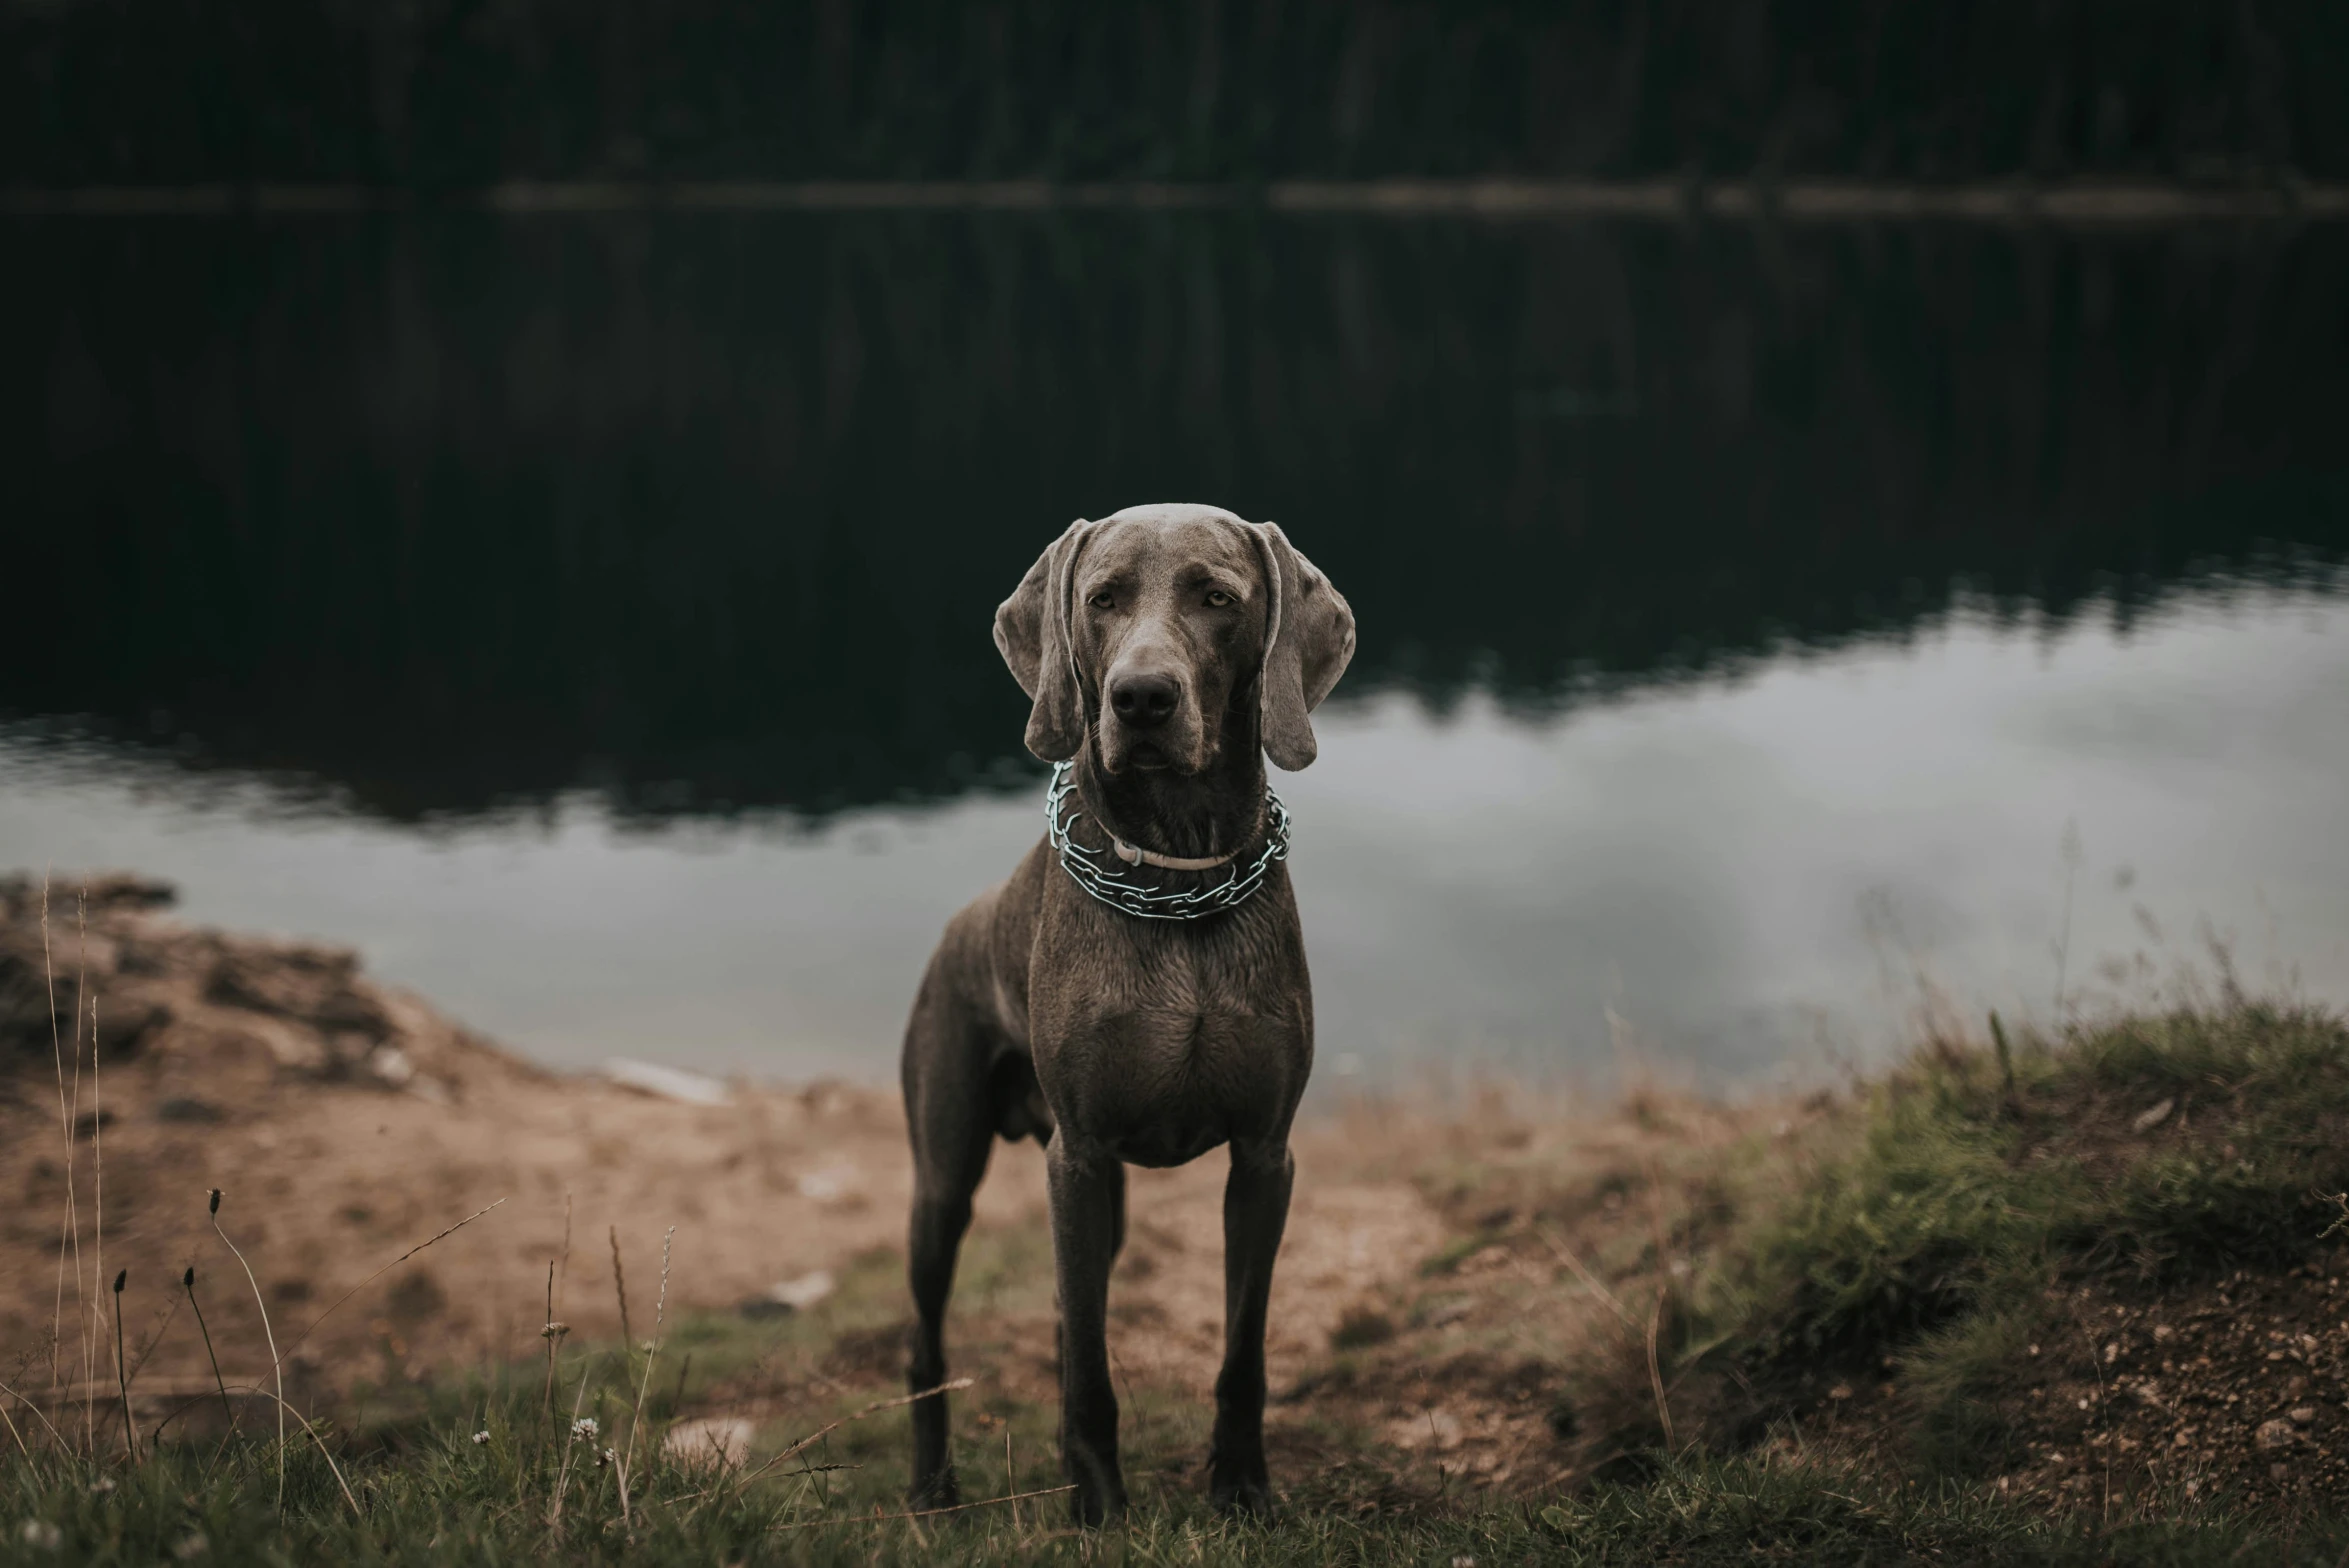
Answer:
[0,875,1446,1465]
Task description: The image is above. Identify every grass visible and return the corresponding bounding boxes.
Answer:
[1747,1004,2349,1359]
[1379,1000,2349,1529]
[1702,1004,2349,1472]
[10,952,2349,1560]
[7,1418,2347,1565]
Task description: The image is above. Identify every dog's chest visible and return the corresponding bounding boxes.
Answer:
[1029,906,1309,1165]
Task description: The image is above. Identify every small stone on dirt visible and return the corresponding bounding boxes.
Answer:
[768,1269,836,1311]
[2131,1097,2175,1133]
[604,1058,729,1106]
[796,1163,860,1202]
[665,1417,756,1469]
[2292,1406,2317,1425]
[2256,1418,2298,1450]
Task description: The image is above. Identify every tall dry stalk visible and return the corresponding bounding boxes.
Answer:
[90,983,109,1457]
[39,875,89,1424]
[110,1270,135,1456]
[183,1267,235,1434]
[556,1194,573,1322]
[207,1189,287,1508]
[547,1364,595,1530]
[620,1227,673,1482]
[539,1263,569,1417]
[608,1227,633,1356]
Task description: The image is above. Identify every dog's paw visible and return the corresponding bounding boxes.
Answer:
[1067,1483,1128,1529]
[1209,1472,1275,1518]
[908,1468,962,1511]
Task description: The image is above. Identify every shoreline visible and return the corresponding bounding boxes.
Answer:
[7,177,2346,223]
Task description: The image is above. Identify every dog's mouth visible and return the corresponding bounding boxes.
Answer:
[1125,741,1174,773]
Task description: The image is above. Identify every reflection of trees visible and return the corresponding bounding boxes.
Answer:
[4,215,2343,820]
[3,2,2342,185]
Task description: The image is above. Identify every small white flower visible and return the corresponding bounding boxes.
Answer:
[17,1520,61,1550]
[570,1416,599,1442]
[594,1446,616,1470]
[470,1430,492,1446]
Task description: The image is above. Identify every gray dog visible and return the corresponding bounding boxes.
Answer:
[898,502,1355,1524]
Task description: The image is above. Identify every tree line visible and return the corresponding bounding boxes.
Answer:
[5,0,2343,188]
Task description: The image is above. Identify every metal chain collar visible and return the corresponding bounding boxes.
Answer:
[1046,761,1291,921]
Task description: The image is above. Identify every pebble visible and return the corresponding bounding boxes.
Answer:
[665,1417,757,1469]
[2256,1418,2298,1450]
[2291,1406,2317,1425]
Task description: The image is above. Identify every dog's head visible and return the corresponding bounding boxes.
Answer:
[994,504,1355,775]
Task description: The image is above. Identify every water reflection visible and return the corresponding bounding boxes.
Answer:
[4,212,2345,1082]
[5,214,2343,818]
[4,590,2345,1082]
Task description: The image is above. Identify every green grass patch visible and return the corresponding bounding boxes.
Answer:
[6,1433,2340,1566]
[1735,1004,2349,1366]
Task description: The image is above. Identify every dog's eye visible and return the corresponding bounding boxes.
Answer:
[1204,590,1234,608]
[1087,591,1114,610]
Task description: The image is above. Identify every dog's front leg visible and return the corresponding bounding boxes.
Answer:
[1209,1137,1293,1514]
[1047,1139,1129,1525]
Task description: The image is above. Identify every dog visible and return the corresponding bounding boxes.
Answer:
[898,502,1355,1524]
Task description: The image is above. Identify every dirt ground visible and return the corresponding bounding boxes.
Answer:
[0,875,1452,1476]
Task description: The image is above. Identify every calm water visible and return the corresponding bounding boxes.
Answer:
[4,213,2346,1084]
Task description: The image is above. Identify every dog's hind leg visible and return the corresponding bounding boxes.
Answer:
[900,962,995,1508]
[1209,1138,1294,1515]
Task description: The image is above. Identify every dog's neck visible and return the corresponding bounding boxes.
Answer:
[1071,711,1267,864]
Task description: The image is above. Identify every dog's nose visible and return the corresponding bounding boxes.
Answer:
[1109,673,1179,730]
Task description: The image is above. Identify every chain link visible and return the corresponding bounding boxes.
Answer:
[1045,761,1290,921]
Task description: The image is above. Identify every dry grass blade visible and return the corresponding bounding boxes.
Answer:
[89,979,108,1457]
[547,1364,595,1529]
[718,1379,976,1494]
[39,873,87,1421]
[70,885,94,1451]
[183,1268,236,1435]
[110,1270,135,1457]
[1537,1225,1634,1325]
[207,1189,287,1508]
[620,1226,673,1483]
[0,1377,70,1451]
[284,1197,509,1356]
[772,1483,1076,1532]
[1645,1286,1676,1449]
[0,1392,26,1458]
[609,1226,633,1352]
[244,1386,362,1516]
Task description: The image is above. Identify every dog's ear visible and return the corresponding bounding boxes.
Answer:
[1244,521,1356,771]
[993,518,1098,762]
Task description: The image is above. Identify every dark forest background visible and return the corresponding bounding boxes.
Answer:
[5,0,2345,189]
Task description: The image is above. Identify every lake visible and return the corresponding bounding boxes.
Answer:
[4,210,2345,1086]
